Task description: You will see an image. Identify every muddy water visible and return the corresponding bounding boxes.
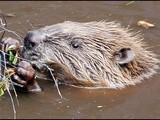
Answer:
[0,1,160,119]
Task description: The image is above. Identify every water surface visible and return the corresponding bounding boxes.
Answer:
[0,1,160,119]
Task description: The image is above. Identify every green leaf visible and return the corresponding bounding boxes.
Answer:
[9,50,15,62]
[8,50,18,65]
[0,88,4,96]
[12,53,18,65]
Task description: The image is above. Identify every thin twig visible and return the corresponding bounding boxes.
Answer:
[0,26,22,43]
[0,18,6,27]
[9,77,19,106]
[0,11,7,40]
[2,50,16,119]
[0,12,19,117]
[6,87,16,119]
[0,68,24,88]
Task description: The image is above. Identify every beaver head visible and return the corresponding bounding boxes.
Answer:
[22,21,159,89]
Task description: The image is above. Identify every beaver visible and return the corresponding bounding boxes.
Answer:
[1,21,159,91]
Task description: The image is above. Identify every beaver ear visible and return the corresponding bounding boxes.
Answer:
[113,48,135,64]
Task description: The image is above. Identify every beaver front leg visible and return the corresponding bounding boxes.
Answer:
[0,37,41,92]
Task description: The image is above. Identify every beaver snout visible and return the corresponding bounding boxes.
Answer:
[24,32,40,50]
[22,31,43,62]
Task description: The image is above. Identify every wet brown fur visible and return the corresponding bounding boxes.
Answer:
[22,21,159,89]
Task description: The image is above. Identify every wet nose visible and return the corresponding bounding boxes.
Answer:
[24,32,37,49]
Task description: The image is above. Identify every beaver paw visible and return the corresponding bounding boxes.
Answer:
[0,37,20,52]
[12,61,42,92]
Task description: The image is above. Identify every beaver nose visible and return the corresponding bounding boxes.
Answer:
[24,32,37,49]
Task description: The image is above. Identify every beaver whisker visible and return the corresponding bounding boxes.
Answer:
[44,64,63,98]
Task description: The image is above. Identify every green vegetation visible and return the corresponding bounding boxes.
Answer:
[0,49,18,96]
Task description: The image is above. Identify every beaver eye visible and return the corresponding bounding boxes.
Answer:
[71,41,81,49]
